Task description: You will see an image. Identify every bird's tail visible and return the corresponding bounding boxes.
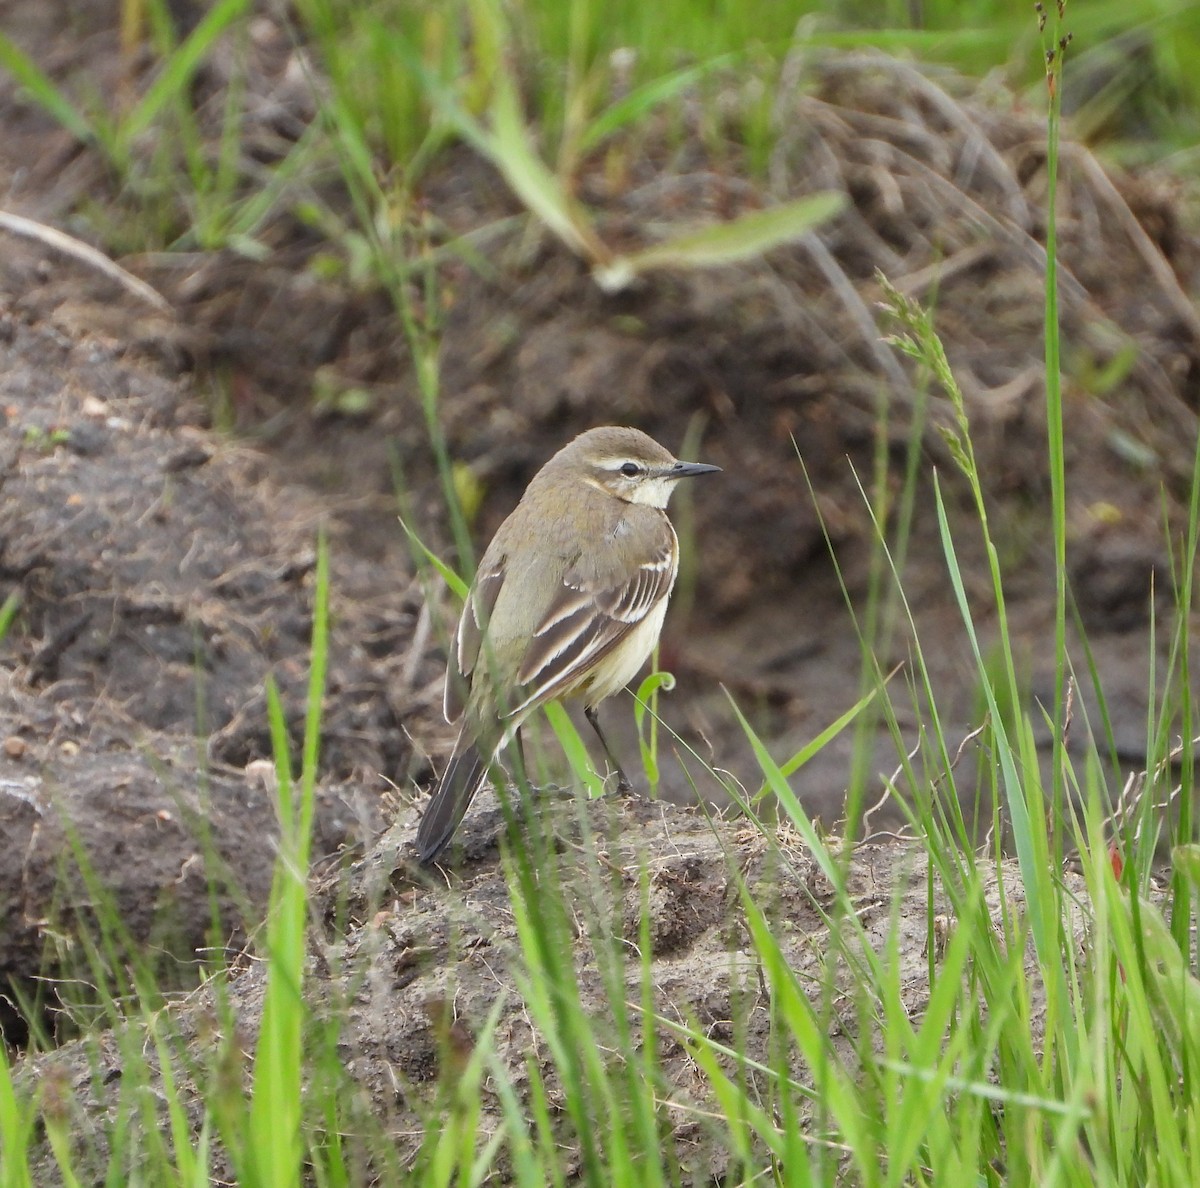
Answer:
[416,728,495,864]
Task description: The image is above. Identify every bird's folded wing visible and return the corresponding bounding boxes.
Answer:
[444,562,505,723]
[509,533,677,715]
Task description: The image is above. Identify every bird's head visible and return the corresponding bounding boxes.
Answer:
[555,426,721,508]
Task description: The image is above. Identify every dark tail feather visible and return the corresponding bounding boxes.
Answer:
[416,733,492,864]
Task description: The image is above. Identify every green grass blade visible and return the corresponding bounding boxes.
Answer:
[632,669,675,788]
[772,683,880,785]
[577,57,731,154]
[246,536,330,1184]
[542,701,607,798]
[932,477,1051,963]
[738,883,872,1179]
[0,589,22,642]
[595,193,845,291]
[0,33,94,143]
[397,515,470,601]
[725,692,845,891]
[121,0,253,145]
[0,1043,35,1188]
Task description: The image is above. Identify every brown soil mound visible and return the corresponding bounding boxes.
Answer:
[15,792,1071,1184]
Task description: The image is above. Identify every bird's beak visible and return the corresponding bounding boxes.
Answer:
[667,460,721,479]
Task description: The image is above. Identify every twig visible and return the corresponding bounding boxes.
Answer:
[0,210,173,315]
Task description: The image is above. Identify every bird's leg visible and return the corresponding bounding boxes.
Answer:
[584,704,633,794]
[511,725,573,802]
[511,726,528,786]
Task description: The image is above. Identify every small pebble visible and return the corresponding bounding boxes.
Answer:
[65,422,108,457]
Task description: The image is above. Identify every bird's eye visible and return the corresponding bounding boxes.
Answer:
[619,462,641,477]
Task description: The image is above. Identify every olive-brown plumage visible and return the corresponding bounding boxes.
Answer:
[416,426,719,864]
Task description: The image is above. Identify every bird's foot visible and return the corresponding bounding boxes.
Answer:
[603,770,636,798]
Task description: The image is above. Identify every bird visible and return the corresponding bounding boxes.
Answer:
[416,425,720,864]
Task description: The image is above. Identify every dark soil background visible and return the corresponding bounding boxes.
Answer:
[1,1,1198,1171]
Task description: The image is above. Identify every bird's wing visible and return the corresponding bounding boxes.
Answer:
[443,559,505,723]
[509,524,677,716]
